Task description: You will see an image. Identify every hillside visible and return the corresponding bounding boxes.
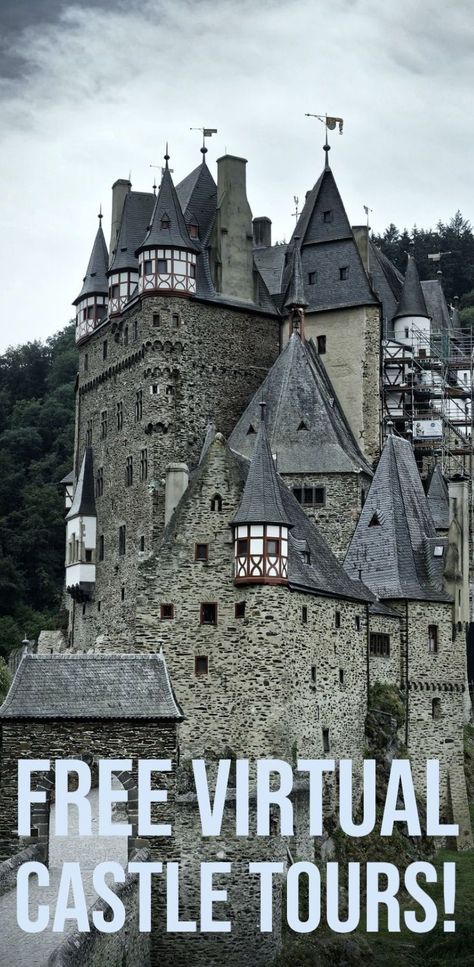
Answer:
[0,324,77,657]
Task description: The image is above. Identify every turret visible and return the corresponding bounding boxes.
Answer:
[73,215,109,344]
[135,149,198,298]
[393,251,431,355]
[65,448,97,601]
[232,404,292,585]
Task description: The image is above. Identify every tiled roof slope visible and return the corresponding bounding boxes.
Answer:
[228,332,373,475]
[0,653,183,720]
[232,412,291,526]
[393,254,429,320]
[426,464,450,531]
[421,280,452,336]
[137,163,198,253]
[175,159,217,240]
[74,222,109,303]
[66,448,96,519]
[344,433,451,601]
[109,191,155,272]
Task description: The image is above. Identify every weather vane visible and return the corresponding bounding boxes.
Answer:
[292,195,299,220]
[190,127,218,155]
[305,113,344,165]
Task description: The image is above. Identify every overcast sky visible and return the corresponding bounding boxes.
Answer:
[0,0,473,352]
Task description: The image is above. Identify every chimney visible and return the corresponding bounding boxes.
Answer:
[214,155,254,302]
[253,217,272,248]
[352,225,369,273]
[165,463,189,524]
[110,178,131,256]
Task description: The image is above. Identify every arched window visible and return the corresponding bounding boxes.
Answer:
[211,494,223,512]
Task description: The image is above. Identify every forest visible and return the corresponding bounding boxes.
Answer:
[0,211,473,662]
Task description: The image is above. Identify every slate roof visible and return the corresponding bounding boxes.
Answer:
[137,162,198,253]
[66,448,96,520]
[426,464,450,530]
[175,159,217,240]
[369,244,402,336]
[253,244,287,297]
[421,280,452,336]
[393,254,429,320]
[344,433,451,601]
[109,191,155,272]
[284,245,308,309]
[74,222,109,304]
[229,332,373,476]
[0,653,184,720]
[232,412,292,526]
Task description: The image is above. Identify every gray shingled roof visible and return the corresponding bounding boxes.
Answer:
[229,333,373,476]
[0,653,184,720]
[369,244,402,336]
[253,244,287,297]
[175,159,217,240]
[109,191,155,272]
[66,448,96,520]
[344,433,451,602]
[137,163,198,253]
[393,254,429,320]
[284,245,308,309]
[426,464,449,530]
[232,413,291,526]
[74,222,109,304]
[421,280,452,336]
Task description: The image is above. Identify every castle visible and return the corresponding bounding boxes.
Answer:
[0,137,472,966]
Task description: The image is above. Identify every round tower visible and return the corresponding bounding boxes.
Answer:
[73,213,109,344]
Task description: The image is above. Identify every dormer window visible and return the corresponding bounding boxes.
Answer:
[368,512,381,527]
[189,223,199,238]
[298,420,309,431]
[247,424,256,435]
[323,210,333,223]
[160,217,170,230]
[308,271,316,285]
[434,546,444,557]
[339,266,349,280]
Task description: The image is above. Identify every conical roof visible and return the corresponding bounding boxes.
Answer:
[136,161,198,253]
[426,464,449,531]
[344,433,450,601]
[74,221,109,304]
[66,448,96,520]
[232,410,291,526]
[109,191,155,272]
[393,254,430,320]
[176,158,217,239]
[229,333,372,476]
[284,245,308,309]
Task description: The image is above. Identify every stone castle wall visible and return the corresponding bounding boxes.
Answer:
[280,471,372,560]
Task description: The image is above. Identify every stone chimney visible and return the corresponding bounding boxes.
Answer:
[165,463,189,524]
[352,225,369,273]
[110,178,131,257]
[253,217,272,248]
[214,155,254,302]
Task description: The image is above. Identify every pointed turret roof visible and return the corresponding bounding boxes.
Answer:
[176,158,217,239]
[232,408,291,526]
[229,333,372,476]
[344,433,450,601]
[109,191,155,272]
[393,253,430,320]
[284,245,308,310]
[426,464,449,531]
[66,448,96,520]
[137,158,198,253]
[74,221,109,304]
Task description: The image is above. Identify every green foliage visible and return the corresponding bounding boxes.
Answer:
[368,682,405,729]
[373,212,474,303]
[0,657,10,703]
[0,323,77,657]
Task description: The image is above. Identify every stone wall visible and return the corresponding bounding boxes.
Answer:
[280,471,372,560]
[70,295,279,650]
[368,612,401,686]
[0,842,46,894]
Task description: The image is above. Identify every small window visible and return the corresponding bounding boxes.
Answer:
[135,390,143,422]
[118,525,126,556]
[339,668,345,685]
[133,320,138,341]
[189,223,199,238]
[160,217,170,230]
[369,633,390,656]
[211,494,223,512]
[171,313,180,329]
[161,604,174,620]
[404,327,409,339]
[302,606,308,624]
[267,538,280,556]
[323,210,333,223]
[151,384,159,395]
[189,263,196,279]
[140,535,145,552]
[432,697,441,720]
[123,325,129,347]
[418,348,426,359]
[335,611,341,629]
[434,546,444,558]
[308,271,316,285]
[96,467,104,497]
[293,488,302,504]
[97,601,101,612]
[157,258,167,274]
[153,313,160,327]
[84,353,89,373]
[103,340,108,360]
[195,655,209,676]
[317,334,326,355]
[247,424,256,435]
[140,448,148,482]
[298,420,309,431]
[355,615,361,631]
[101,410,108,439]
[85,549,93,563]
[237,538,249,556]
[144,259,153,274]
[368,512,381,527]
[98,534,105,561]
[428,625,438,654]
[311,665,316,683]
[121,586,125,601]
[200,602,217,625]
[314,488,325,506]
[117,401,123,430]
[302,550,311,565]
[339,267,349,281]
[322,728,330,753]
[126,456,133,487]
[195,543,209,561]
[235,602,246,619]
[86,418,93,447]
[303,487,313,505]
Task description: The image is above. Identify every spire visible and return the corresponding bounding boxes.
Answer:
[393,252,430,320]
[108,191,155,273]
[284,242,308,310]
[74,220,109,304]
[344,434,449,601]
[137,153,198,253]
[66,448,96,520]
[426,464,449,531]
[232,407,291,527]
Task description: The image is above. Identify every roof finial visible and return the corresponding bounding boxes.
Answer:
[305,112,343,170]
[190,126,217,159]
[152,176,157,196]
[259,400,267,423]
[98,204,103,222]
[164,142,170,168]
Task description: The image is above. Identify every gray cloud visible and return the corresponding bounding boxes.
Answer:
[0,0,472,351]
